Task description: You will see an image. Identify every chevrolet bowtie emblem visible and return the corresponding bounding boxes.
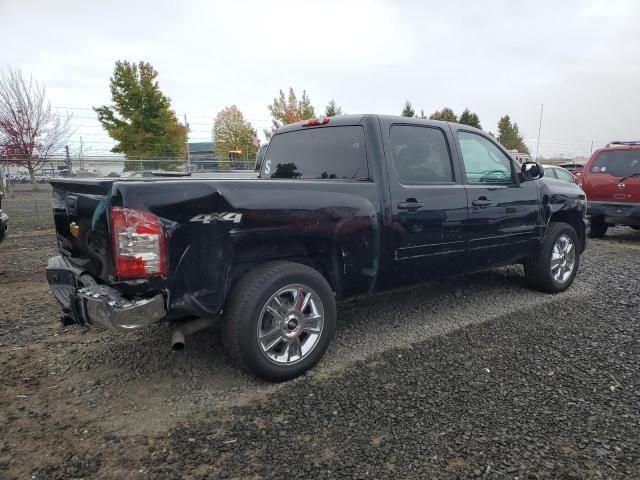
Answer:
[69,222,80,238]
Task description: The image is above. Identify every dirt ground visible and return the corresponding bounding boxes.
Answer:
[1,188,640,479]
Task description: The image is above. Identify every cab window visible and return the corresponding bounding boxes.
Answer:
[262,126,368,180]
[390,125,454,183]
[457,131,514,184]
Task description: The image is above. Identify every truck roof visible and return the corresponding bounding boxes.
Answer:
[276,114,481,134]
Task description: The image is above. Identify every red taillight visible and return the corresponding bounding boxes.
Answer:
[109,207,166,279]
[302,116,330,127]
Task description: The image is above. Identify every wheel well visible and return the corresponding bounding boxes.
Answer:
[228,237,341,298]
[549,210,585,250]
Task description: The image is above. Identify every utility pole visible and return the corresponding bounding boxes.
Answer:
[535,103,544,161]
[590,140,594,154]
[184,114,191,173]
[79,136,84,170]
[65,145,72,174]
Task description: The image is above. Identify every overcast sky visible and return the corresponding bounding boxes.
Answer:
[1,0,639,158]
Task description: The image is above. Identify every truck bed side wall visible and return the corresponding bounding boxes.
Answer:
[112,179,382,319]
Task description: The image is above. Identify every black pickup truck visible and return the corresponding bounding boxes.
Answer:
[46,115,587,381]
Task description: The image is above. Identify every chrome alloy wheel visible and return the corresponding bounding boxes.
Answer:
[257,284,325,365]
[551,234,576,284]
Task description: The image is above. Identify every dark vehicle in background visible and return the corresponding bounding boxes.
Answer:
[543,165,579,184]
[558,161,585,179]
[0,192,7,242]
[581,141,640,237]
[45,115,587,381]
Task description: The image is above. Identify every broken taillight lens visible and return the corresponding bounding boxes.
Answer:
[109,207,166,279]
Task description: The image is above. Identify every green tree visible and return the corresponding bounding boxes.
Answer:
[429,107,457,122]
[212,105,258,169]
[299,90,315,119]
[458,108,482,128]
[401,100,415,117]
[94,61,186,171]
[325,99,343,117]
[497,115,529,153]
[265,87,315,138]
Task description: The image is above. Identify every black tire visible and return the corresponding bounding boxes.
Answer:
[223,261,336,382]
[524,222,580,293]
[588,216,608,238]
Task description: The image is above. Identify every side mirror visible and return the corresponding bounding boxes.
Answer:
[521,161,544,181]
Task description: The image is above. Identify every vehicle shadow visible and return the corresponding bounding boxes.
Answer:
[61,266,530,384]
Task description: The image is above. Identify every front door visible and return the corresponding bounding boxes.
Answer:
[383,121,468,283]
[453,128,540,269]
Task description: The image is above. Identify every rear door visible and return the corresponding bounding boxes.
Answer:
[381,119,468,282]
[452,127,540,268]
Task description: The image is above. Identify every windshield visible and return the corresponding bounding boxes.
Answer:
[590,150,640,177]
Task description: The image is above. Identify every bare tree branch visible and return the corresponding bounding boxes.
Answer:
[0,68,73,182]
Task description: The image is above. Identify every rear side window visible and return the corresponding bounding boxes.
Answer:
[390,125,454,183]
[262,126,368,180]
[590,150,640,177]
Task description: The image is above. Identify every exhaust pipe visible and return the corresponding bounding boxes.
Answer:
[171,318,214,351]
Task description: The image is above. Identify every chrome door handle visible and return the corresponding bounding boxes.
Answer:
[398,201,424,210]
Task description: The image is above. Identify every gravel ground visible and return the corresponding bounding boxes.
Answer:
[1,189,639,479]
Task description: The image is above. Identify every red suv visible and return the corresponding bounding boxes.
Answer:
[581,141,640,237]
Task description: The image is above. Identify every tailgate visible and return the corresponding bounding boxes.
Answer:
[583,174,640,203]
[583,149,640,202]
[51,178,116,280]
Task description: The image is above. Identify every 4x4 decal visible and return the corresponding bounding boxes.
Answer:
[190,213,242,224]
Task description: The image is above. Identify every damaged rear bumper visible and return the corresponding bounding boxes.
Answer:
[46,256,167,331]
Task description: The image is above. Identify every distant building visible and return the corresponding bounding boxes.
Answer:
[508,149,532,164]
[188,142,218,171]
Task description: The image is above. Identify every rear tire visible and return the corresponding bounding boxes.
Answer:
[588,216,608,238]
[524,222,580,293]
[223,261,336,382]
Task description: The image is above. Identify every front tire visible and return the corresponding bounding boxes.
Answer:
[223,261,336,382]
[588,216,608,238]
[524,222,580,293]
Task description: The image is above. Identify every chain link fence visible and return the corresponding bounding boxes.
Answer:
[0,154,257,196]
[0,155,257,235]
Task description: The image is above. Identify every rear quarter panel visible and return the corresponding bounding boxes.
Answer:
[112,178,382,318]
